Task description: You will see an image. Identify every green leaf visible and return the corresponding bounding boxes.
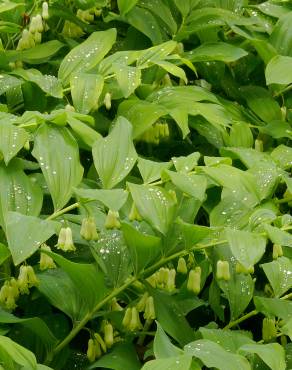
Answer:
[270,12,292,56]
[239,343,286,370]
[122,7,164,45]
[0,123,29,165]
[154,322,183,358]
[0,308,57,351]
[128,183,177,235]
[150,288,196,346]
[266,55,292,85]
[254,296,292,321]
[118,99,167,139]
[8,40,64,64]
[75,188,128,211]
[70,73,104,114]
[185,42,248,63]
[117,0,138,15]
[226,228,266,269]
[0,335,37,369]
[0,74,22,96]
[137,157,171,184]
[58,29,117,86]
[66,114,101,148]
[184,339,250,370]
[239,86,282,123]
[271,145,292,170]
[0,160,43,229]
[0,243,10,265]
[92,117,137,189]
[228,122,253,148]
[5,212,56,265]
[12,69,63,98]
[261,257,292,297]
[112,64,141,98]
[172,152,200,173]
[0,2,24,14]
[32,124,83,210]
[264,224,292,247]
[218,271,254,320]
[121,222,162,275]
[155,61,187,83]
[92,229,131,287]
[38,251,108,321]
[141,355,193,370]
[164,171,207,201]
[89,342,141,370]
[199,328,254,352]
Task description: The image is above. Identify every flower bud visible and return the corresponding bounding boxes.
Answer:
[255,139,263,152]
[42,2,49,20]
[35,14,44,32]
[0,284,9,304]
[34,31,42,44]
[262,318,277,342]
[146,273,157,288]
[104,210,120,229]
[87,339,96,362]
[273,244,283,260]
[80,217,99,241]
[57,227,76,251]
[94,339,102,358]
[29,17,38,33]
[177,257,187,274]
[94,332,107,353]
[26,265,39,287]
[110,298,123,311]
[144,296,156,320]
[104,92,111,110]
[5,290,17,310]
[216,260,230,281]
[9,278,19,299]
[163,74,172,87]
[40,245,56,270]
[187,267,201,294]
[136,292,149,312]
[235,262,254,275]
[129,203,142,222]
[128,307,142,331]
[157,267,168,287]
[17,265,30,294]
[65,104,75,112]
[122,307,132,328]
[104,323,114,348]
[166,268,176,292]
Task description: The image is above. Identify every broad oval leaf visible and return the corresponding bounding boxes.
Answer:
[32,124,83,210]
[58,29,117,86]
[121,222,162,275]
[0,160,43,229]
[226,228,266,269]
[5,212,57,265]
[74,188,128,211]
[70,73,104,114]
[184,339,250,370]
[0,123,29,165]
[92,117,137,189]
[128,183,177,235]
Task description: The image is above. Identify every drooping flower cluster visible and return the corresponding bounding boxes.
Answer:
[0,265,38,310]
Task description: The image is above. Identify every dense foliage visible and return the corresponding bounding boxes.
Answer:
[0,0,291,369]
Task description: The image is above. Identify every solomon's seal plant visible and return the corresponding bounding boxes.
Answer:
[0,0,291,369]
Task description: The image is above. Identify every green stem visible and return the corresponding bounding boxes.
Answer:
[281,292,292,300]
[276,196,292,205]
[224,310,259,330]
[50,277,136,358]
[46,202,80,221]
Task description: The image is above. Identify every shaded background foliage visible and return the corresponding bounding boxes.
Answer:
[0,0,291,369]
